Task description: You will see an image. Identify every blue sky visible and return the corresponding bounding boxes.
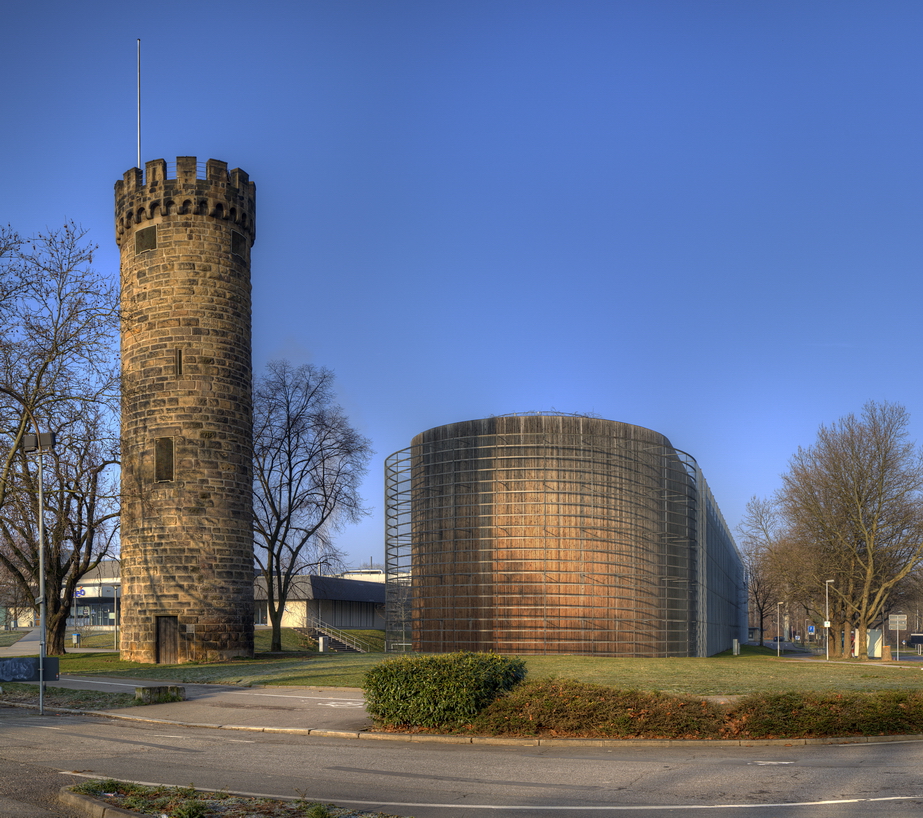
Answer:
[3,1,923,566]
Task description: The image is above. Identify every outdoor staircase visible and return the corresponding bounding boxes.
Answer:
[296,617,375,653]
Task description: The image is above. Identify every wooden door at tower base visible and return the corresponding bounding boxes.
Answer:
[156,616,179,664]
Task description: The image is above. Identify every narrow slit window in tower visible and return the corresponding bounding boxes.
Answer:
[174,348,183,377]
[154,437,174,482]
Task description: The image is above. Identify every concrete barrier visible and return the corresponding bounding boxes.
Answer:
[134,685,186,704]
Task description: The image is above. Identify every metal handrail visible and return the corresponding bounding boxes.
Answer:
[164,161,208,180]
[304,614,374,653]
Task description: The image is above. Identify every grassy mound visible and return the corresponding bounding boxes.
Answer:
[727,689,923,739]
[471,680,724,738]
[461,679,923,740]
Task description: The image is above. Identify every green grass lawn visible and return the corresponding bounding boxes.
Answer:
[254,627,315,652]
[0,682,139,710]
[0,630,28,648]
[516,651,923,695]
[61,627,312,652]
[55,646,923,694]
[75,630,120,649]
[70,627,378,653]
[58,651,382,687]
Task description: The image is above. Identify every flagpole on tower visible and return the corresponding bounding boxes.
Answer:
[137,39,141,169]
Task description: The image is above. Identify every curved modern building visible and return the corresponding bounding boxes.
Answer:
[385,414,745,658]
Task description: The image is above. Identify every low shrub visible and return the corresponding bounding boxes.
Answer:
[467,681,923,740]
[725,690,923,739]
[363,652,527,728]
[471,679,725,739]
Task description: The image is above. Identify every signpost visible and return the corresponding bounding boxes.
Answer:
[890,614,908,661]
[0,657,59,683]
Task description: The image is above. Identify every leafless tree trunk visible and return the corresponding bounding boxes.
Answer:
[737,497,782,647]
[0,224,119,655]
[778,402,923,660]
[253,360,373,652]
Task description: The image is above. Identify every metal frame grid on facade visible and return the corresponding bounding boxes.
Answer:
[385,415,745,658]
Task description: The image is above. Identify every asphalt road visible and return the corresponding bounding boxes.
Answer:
[4,704,923,818]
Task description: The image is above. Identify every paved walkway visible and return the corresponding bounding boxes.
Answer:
[1,629,371,733]
[0,629,116,657]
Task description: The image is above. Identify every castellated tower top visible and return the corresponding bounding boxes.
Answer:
[114,156,256,248]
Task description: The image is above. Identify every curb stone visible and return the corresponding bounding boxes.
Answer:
[58,786,141,818]
[6,699,923,747]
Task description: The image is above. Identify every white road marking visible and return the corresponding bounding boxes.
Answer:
[224,691,363,702]
[748,761,794,766]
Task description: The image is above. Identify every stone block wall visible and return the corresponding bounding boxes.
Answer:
[115,156,255,663]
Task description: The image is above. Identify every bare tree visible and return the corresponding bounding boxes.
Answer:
[778,401,923,659]
[737,497,782,647]
[253,360,373,652]
[0,407,119,653]
[0,223,119,654]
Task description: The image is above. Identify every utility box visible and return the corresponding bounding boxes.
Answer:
[318,636,328,653]
[866,629,882,658]
[72,633,81,647]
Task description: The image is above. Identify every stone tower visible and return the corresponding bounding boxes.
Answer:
[115,157,256,663]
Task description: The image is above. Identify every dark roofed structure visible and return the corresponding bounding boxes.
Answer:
[254,576,385,630]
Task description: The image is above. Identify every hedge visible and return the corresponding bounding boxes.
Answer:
[363,652,527,729]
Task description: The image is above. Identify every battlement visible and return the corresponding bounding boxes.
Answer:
[115,157,256,247]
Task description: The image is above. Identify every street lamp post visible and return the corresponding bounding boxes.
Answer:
[777,601,782,657]
[0,387,56,716]
[103,585,120,650]
[21,430,55,716]
[825,579,835,661]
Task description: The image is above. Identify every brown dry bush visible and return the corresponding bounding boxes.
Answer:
[469,679,725,739]
[724,690,923,739]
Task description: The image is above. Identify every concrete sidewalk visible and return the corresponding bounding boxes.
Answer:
[73,677,373,734]
[1,631,373,733]
[0,629,117,657]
